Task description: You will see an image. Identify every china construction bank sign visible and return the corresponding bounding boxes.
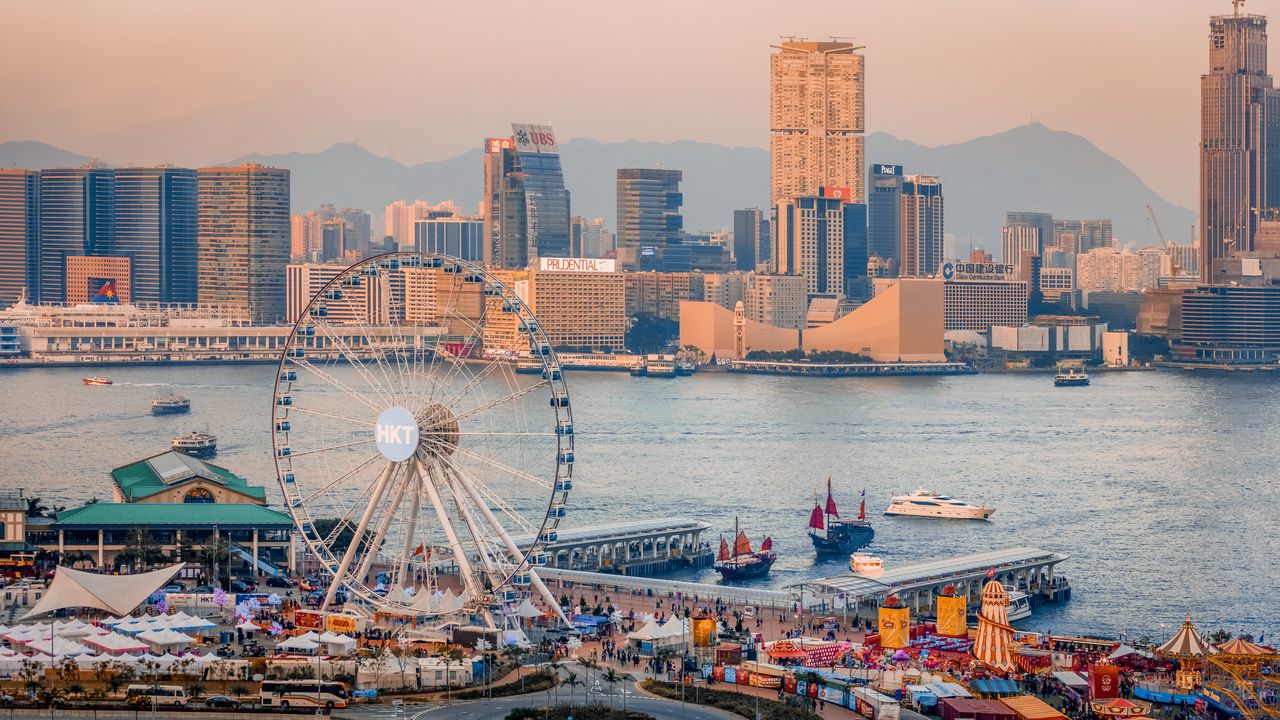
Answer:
[539,258,616,272]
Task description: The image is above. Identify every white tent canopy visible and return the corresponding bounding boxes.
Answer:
[277,635,321,653]
[22,564,184,619]
[627,619,663,642]
[514,599,543,619]
[318,632,357,656]
[136,629,196,651]
[83,632,151,655]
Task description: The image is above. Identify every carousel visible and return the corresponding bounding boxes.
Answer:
[1155,614,1216,691]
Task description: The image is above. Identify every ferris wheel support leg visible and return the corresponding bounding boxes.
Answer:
[441,470,504,583]
[393,482,422,591]
[445,461,573,628]
[323,460,397,612]
[417,458,484,602]
[353,465,410,589]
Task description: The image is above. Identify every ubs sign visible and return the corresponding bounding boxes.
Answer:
[375,407,419,462]
[539,257,616,272]
[512,123,558,154]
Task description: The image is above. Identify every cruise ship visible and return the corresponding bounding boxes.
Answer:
[151,394,191,415]
[884,489,995,520]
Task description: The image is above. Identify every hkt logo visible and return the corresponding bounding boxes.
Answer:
[375,407,419,462]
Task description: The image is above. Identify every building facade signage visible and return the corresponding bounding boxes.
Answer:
[485,137,514,154]
[538,257,615,272]
[511,123,558,154]
[820,186,854,202]
[942,261,1016,281]
[874,164,902,176]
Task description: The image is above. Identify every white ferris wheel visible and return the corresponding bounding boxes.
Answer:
[271,253,573,629]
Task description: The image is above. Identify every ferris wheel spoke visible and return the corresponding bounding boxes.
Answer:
[288,438,376,459]
[440,465,504,583]
[444,458,538,534]
[434,351,510,413]
[453,379,551,422]
[452,431,556,438]
[291,357,385,414]
[323,460,397,610]
[446,444,552,490]
[393,481,423,591]
[288,405,374,428]
[313,322,397,408]
[445,460,539,550]
[297,451,384,506]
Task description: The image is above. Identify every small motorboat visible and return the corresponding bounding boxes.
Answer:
[849,552,885,578]
[83,376,112,386]
[885,489,995,520]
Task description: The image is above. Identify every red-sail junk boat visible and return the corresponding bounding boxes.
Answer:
[713,516,776,580]
[807,477,875,555]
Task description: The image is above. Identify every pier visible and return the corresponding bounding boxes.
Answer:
[513,518,716,575]
[791,546,1071,620]
[726,359,975,377]
[534,546,1070,620]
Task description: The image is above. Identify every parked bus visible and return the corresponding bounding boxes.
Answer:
[260,680,349,709]
[125,684,188,707]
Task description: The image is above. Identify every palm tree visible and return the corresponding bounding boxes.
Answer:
[117,529,164,572]
[503,645,530,690]
[564,671,582,706]
[25,497,49,518]
[602,667,621,708]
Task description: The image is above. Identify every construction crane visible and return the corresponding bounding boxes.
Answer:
[1146,204,1181,277]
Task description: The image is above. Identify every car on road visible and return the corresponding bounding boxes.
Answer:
[191,585,214,594]
[205,695,241,709]
[162,583,185,594]
[265,576,294,589]
[229,580,255,594]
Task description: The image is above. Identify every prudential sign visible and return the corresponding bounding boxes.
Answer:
[375,407,419,462]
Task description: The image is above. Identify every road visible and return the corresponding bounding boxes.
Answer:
[335,687,742,720]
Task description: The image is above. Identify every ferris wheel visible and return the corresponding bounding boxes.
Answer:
[271,253,573,627]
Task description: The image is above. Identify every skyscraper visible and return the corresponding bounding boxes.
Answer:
[1054,218,1113,254]
[1200,6,1280,280]
[1004,211,1053,257]
[113,166,198,305]
[484,125,572,268]
[0,170,39,306]
[414,216,484,261]
[899,175,944,278]
[770,39,866,208]
[37,167,115,304]
[196,164,290,322]
[842,202,869,302]
[616,168,683,271]
[775,195,846,298]
[321,218,346,261]
[732,208,770,272]
[868,164,904,272]
[337,208,371,258]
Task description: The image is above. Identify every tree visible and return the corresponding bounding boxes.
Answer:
[25,497,49,518]
[441,646,467,700]
[564,671,582,706]
[116,529,164,572]
[602,667,621,708]
[312,517,372,555]
[625,313,678,354]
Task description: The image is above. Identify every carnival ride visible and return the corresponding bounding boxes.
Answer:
[271,253,573,637]
[1202,648,1280,720]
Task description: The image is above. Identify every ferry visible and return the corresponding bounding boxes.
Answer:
[884,489,995,520]
[714,518,776,581]
[676,360,698,376]
[849,552,885,578]
[1054,369,1090,387]
[171,431,217,458]
[1005,586,1032,622]
[151,394,192,415]
[643,354,678,378]
[807,478,874,555]
[83,376,112,386]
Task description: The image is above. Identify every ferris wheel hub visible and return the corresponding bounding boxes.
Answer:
[417,403,460,458]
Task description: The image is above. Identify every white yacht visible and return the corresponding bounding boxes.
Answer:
[849,552,885,578]
[884,489,995,520]
[1005,586,1031,622]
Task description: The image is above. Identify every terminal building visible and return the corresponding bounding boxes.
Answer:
[1171,284,1280,366]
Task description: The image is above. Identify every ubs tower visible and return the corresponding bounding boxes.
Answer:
[483,124,572,269]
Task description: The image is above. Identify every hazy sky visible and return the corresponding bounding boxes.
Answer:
[0,0,1266,208]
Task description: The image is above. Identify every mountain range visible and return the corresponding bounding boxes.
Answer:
[0,123,1192,249]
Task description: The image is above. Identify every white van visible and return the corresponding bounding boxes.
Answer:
[125,684,188,707]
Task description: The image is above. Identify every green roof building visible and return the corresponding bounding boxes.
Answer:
[110,451,267,505]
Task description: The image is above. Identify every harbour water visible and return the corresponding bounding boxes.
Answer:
[2,364,1277,642]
